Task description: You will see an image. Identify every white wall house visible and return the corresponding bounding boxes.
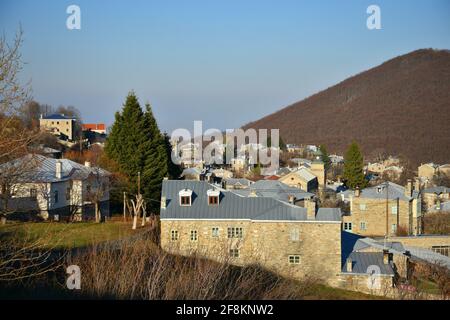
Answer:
[0,154,110,220]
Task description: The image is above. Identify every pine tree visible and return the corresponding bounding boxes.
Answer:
[105,92,171,212]
[319,145,331,171]
[163,132,182,179]
[141,103,169,211]
[343,141,367,189]
[105,92,146,192]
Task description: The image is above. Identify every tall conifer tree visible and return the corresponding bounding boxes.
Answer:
[343,141,367,189]
[106,92,172,212]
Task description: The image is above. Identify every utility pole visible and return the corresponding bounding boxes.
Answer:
[123,192,127,222]
[385,181,389,238]
[138,171,141,195]
[79,130,83,155]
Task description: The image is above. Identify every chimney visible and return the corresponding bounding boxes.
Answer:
[161,196,166,209]
[40,113,43,119]
[414,178,421,192]
[405,179,413,197]
[305,198,316,220]
[288,194,296,204]
[84,161,91,167]
[55,161,62,179]
[346,258,353,272]
[383,250,390,265]
[355,187,360,197]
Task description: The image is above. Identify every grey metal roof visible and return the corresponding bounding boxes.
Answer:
[0,154,110,183]
[342,252,395,275]
[161,180,340,222]
[290,167,316,182]
[224,178,253,187]
[422,186,449,194]
[42,113,75,120]
[404,246,450,269]
[230,180,314,204]
[353,238,405,254]
[342,181,418,201]
[275,167,292,176]
[315,208,343,222]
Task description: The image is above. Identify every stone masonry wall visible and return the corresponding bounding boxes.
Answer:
[160,219,342,284]
[343,197,420,237]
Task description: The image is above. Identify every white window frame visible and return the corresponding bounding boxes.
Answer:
[391,205,398,215]
[190,230,198,242]
[391,224,397,233]
[359,203,366,211]
[288,255,300,265]
[211,227,219,238]
[227,227,243,239]
[360,221,367,231]
[171,230,178,241]
[229,249,240,258]
[290,228,300,241]
[344,222,353,231]
[179,189,193,206]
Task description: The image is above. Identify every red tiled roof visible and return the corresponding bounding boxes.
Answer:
[82,123,106,131]
[264,175,280,180]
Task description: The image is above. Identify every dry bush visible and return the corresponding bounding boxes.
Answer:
[0,225,67,281]
[68,232,318,300]
[423,212,450,235]
[396,225,409,236]
[411,260,450,299]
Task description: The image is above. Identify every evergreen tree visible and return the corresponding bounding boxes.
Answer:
[163,132,182,179]
[105,92,170,212]
[319,145,331,171]
[279,136,287,151]
[141,103,169,211]
[343,141,367,189]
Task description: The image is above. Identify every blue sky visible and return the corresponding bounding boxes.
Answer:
[1,0,449,134]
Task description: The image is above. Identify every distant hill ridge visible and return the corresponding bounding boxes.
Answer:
[243,49,450,165]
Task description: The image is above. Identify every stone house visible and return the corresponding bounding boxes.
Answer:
[0,154,110,220]
[279,151,326,191]
[160,180,343,284]
[418,163,450,185]
[421,186,449,212]
[278,167,318,191]
[341,181,422,237]
[39,113,76,141]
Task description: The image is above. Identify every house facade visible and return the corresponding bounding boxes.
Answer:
[39,114,76,141]
[422,186,449,212]
[0,154,110,220]
[160,180,343,283]
[341,181,422,237]
[278,167,318,191]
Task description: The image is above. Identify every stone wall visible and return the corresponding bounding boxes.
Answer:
[160,219,342,283]
[333,273,394,295]
[343,196,420,237]
[387,235,450,250]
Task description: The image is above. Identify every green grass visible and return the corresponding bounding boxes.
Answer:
[414,278,441,295]
[0,220,138,249]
